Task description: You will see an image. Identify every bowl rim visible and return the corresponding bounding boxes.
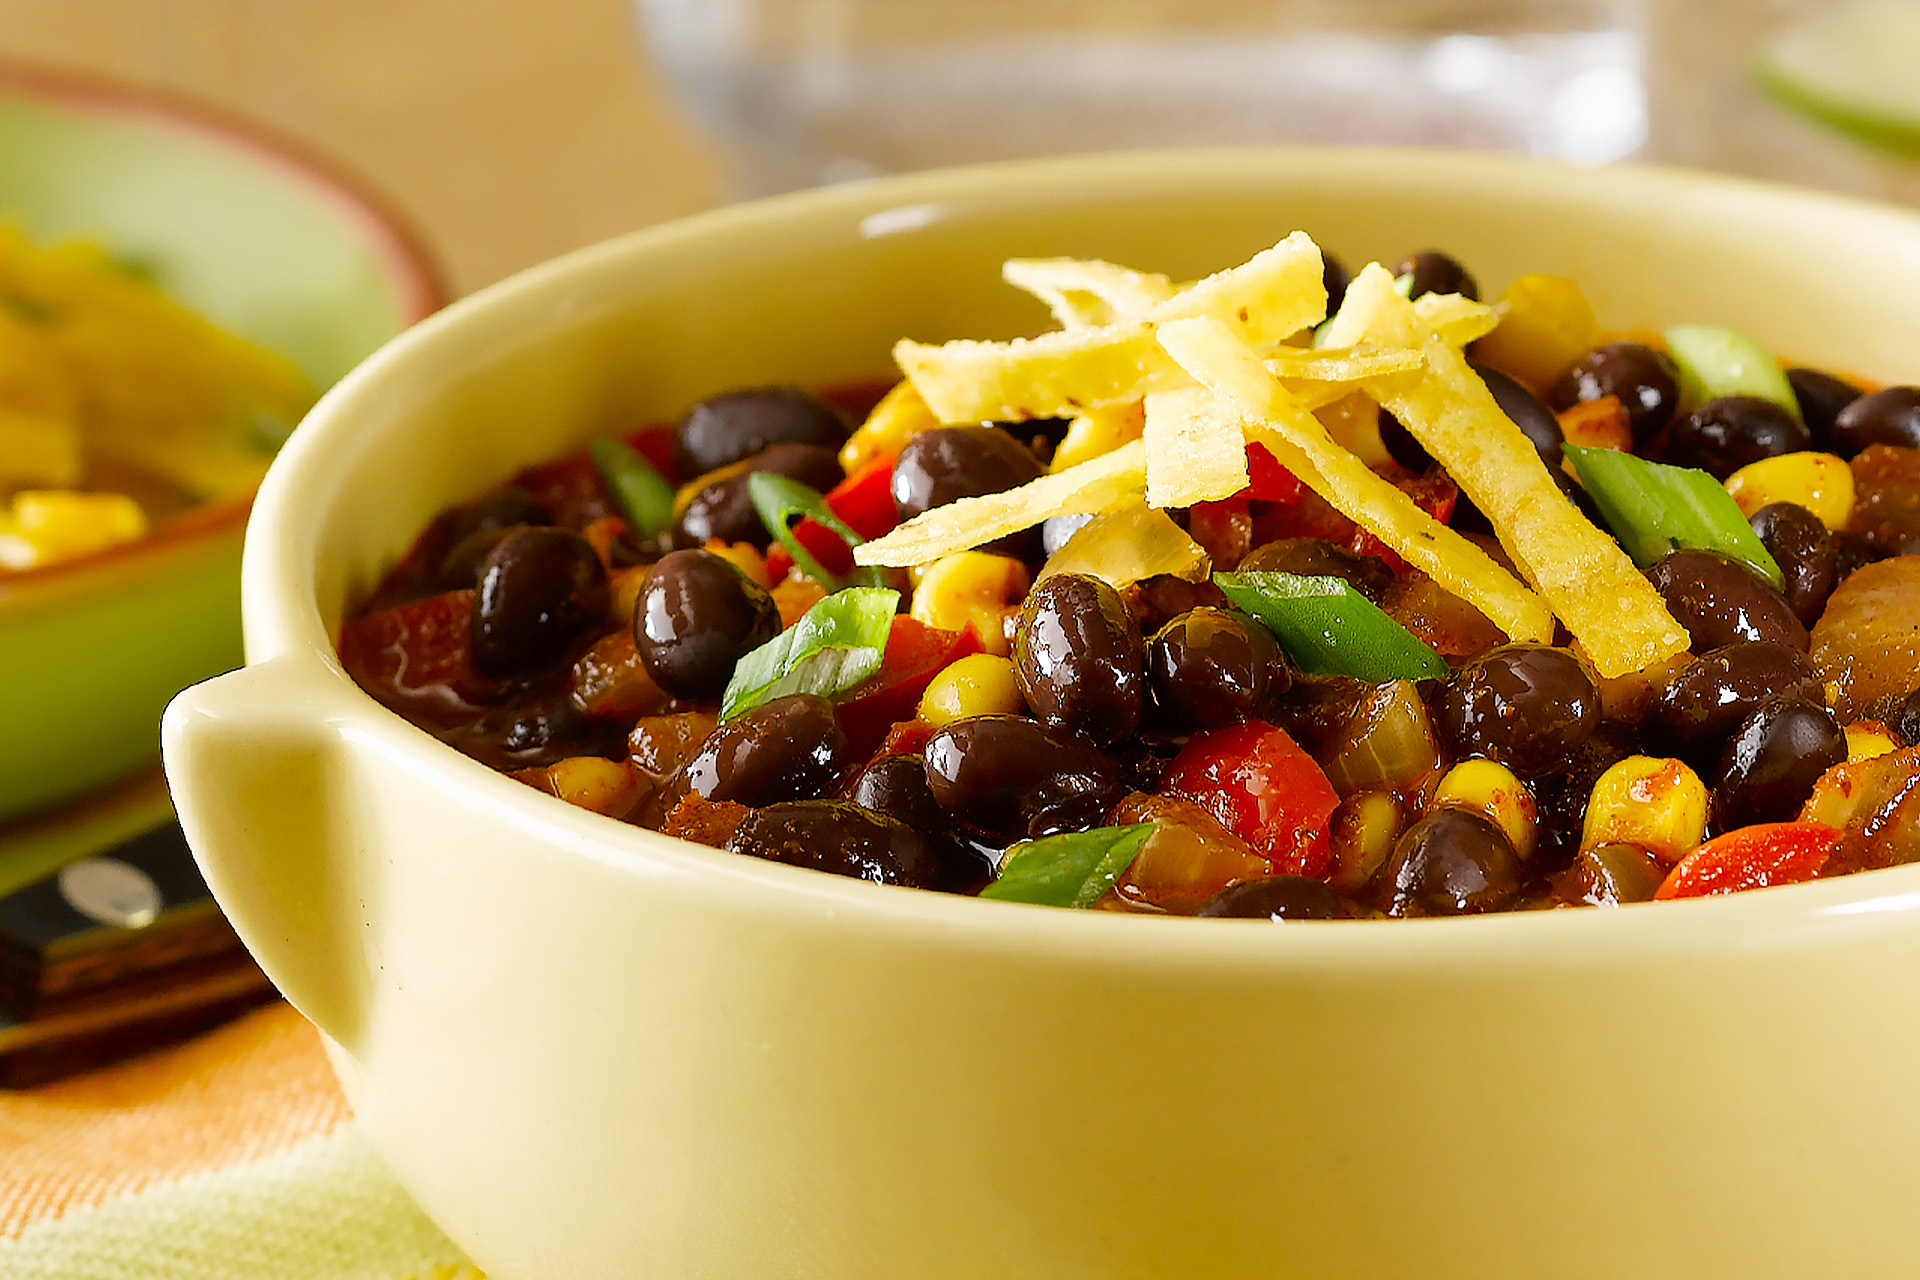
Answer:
[237,146,1920,959]
[0,57,450,616]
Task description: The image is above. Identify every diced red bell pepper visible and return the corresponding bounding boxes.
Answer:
[1654,822,1841,900]
[1187,497,1254,569]
[765,452,901,580]
[619,422,682,485]
[1240,441,1305,504]
[336,588,497,717]
[577,515,631,570]
[1351,471,1459,573]
[834,615,979,758]
[1158,721,1340,879]
[509,451,617,529]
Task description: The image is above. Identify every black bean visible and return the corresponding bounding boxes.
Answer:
[1376,407,1433,474]
[1713,695,1846,828]
[923,715,1119,841]
[1665,396,1811,480]
[436,526,515,593]
[458,682,625,770]
[1014,573,1146,748]
[1748,502,1838,628]
[673,385,848,479]
[1645,641,1822,768]
[1474,361,1565,470]
[849,754,944,832]
[1383,809,1521,917]
[469,527,609,679]
[892,425,1045,556]
[1239,537,1393,604]
[847,756,997,892]
[726,799,939,888]
[1432,644,1599,779]
[1322,252,1352,315]
[633,549,781,701]
[1531,722,1642,870]
[1198,875,1351,920]
[1786,367,1863,449]
[671,442,843,549]
[1547,342,1682,444]
[1564,842,1666,907]
[682,694,850,806]
[1891,689,1920,747]
[1148,607,1286,729]
[428,488,552,587]
[892,425,1045,519]
[1645,549,1808,653]
[1391,250,1478,301]
[1832,386,1920,458]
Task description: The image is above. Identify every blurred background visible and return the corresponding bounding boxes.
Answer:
[6,0,1919,298]
[0,0,727,295]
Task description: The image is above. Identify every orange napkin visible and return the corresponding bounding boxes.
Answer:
[0,1003,477,1279]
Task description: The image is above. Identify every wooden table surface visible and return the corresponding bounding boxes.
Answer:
[0,0,727,296]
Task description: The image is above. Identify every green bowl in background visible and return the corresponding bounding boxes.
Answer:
[0,63,445,824]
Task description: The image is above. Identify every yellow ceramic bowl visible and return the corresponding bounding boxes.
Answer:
[165,151,1920,1280]
[0,63,444,822]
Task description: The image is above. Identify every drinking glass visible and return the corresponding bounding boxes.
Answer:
[632,0,1649,196]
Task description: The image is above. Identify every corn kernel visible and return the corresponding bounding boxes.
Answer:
[1555,396,1633,453]
[532,755,643,820]
[1050,401,1145,472]
[1579,755,1707,867]
[910,551,1029,657]
[918,653,1026,727]
[1724,451,1854,531]
[1845,721,1898,763]
[1471,274,1600,394]
[0,489,149,569]
[1327,789,1405,897]
[771,575,828,629]
[1432,759,1538,859]
[703,540,772,589]
[840,379,939,473]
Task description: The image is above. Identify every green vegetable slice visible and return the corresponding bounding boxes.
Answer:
[980,824,1155,908]
[589,437,676,539]
[719,585,899,721]
[1213,571,1448,682]
[1755,0,1920,160]
[1663,324,1799,418]
[748,470,885,590]
[1565,445,1785,588]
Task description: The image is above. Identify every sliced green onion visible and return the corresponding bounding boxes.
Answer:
[719,585,899,721]
[980,824,1155,908]
[590,437,675,539]
[1565,444,1784,588]
[748,470,885,590]
[1663,324,1800,418]
[1214,571,1448,682]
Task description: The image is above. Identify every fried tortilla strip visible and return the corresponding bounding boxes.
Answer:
[1156,314,1555,645]
[1319,269,1500,350]
[1336,265,1690,677]
[1143,386,1250,508]
[895,232,1326,423]
[1412,291,1501,347]
[1001,258,1177,330]
[853,438,1148,567]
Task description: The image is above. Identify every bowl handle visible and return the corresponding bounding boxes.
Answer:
[162,658,371,1052]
